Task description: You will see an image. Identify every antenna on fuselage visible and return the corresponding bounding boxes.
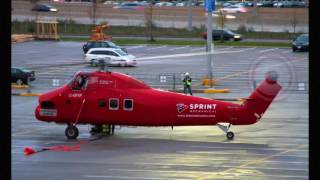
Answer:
[97,58,111,72]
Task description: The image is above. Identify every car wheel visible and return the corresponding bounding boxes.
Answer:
[16,79,23,85]
[292,47,296,52]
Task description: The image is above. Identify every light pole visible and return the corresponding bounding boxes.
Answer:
[205,0,215,87]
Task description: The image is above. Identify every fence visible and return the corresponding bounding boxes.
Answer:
[24,72,308,95]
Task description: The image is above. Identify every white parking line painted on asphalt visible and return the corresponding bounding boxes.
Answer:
[149,155,308,164]
[282,50,293,54]
[181,158,306,165]
[108,168,212,174]
[176,151,308,157]
[12,126,53,136]
[146,45,168,51]
[134,162,308,172]
[84,175,168,179]
[259,48,279,53]
[190,47,205,52]
[12,134,66,138]
[107,168,308,179]
[217,47,234,51]
[13,50,40,55]
[126,45,146,50]
[135,162,208,167]
[12,152,23,154]
[136,47,256,61]
[190,146,308,151]
[169,46,190,51]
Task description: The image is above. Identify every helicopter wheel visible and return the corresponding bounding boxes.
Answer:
[65,125,79,139]
[226,131,234,140]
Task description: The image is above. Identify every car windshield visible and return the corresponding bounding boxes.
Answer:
[107,41,117,47]
[20,68,31,73]
[225,30,235,35]
[121,3,139,6]
[115,49,128,56]
[296,35,308,43]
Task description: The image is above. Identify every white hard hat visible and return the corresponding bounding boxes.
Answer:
[185,72,190,76]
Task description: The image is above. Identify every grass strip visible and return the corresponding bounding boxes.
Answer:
[61,37,291,47]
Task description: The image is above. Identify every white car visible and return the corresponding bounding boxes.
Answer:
[219,5,247,13]
[85,48,137,67]
[155,2,165,6]
[175,2,186,7]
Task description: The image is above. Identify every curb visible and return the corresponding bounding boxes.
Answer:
[203,88,230,93]
[169,89,230,93]
[12,84,30,89]
[12,93,41,96]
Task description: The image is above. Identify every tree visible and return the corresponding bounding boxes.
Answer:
[144,1,155,41]
[290,8,298,33]
[92,0,97,26]
[216,10,227,42]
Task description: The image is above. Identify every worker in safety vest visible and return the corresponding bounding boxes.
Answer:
[182,72,193,95]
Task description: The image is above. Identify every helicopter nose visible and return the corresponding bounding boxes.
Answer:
[35,90,60,122]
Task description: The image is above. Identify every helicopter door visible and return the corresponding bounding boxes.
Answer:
[81,76,102,122]
[64,74,88,122]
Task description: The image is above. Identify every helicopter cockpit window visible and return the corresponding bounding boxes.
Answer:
[72,75,88,90]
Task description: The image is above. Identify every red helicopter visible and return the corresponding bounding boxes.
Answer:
[35,64,282,140]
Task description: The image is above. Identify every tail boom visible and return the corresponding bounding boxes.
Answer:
[236,74,282,125]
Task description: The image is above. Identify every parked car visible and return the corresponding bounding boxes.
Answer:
[260,0,274,7]
[85,48,137,67]
[31,3,58,12]
[273,1,284,8]
[83,41,127,54]
[164,2,175,7]
[219,5,247,13]
[176,2,186,7]
[113,2,144,10]
[155,2,165,6]
[202,29,243,41]
[11,67,35,85]
[282,1,294,7]
[222,2,233,7]
[244,2,254,7]
[292,33,308,52]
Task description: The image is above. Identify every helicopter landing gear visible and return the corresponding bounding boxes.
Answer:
[90,124,115,136]
[110,124,115,135]
[217,123,234,140]
[90,125,102,135]
[65,124,79,140]
[226,131,234,140]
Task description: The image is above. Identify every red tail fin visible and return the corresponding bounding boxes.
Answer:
[243,71,282,123]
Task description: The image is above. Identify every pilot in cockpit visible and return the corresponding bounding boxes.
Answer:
[73,75,87,90]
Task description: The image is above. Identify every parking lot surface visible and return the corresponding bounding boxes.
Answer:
[12,41,308,180]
